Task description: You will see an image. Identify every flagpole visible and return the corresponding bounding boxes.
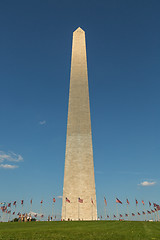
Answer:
[150,208,153,221]
[4,210,6,222]
[155,208,158,221]
[65,198,66,220]
[156,210,158,222]
[21,204,23,222]
[15,203,16,218]
[149,203,153,221]
[148,211,151,221]
[149,211,151,221]
[2,210,4,222]
[104,197,107,220]
[40,201,43,221]
[104,202,106,220]
[136,205,139,221]
[155,209,157,221]
[143,211,145,221]
[154,210,157,221]
[107,212,109,220]
[127,204,129,221]
[155,210,158,222]
[10,205,12,222]
[146,212,148,221]
[116,202,118,221]
[10,205,11,222]
[41,204,42,221]
[144,205,146,221]
[6,211,8,222]
[30,199,32,213]
[52,202,53,221]
[157,209,159,221]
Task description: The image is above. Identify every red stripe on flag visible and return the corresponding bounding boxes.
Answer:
[116,198,122,204]
[78,198,83,203]
[66,197,70,203]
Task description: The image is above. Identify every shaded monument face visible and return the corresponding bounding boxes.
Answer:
[62,27,97,220]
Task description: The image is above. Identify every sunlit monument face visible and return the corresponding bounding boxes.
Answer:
[62,27,97,220]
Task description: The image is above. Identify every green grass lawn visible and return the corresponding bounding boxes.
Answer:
[0,221,160,240]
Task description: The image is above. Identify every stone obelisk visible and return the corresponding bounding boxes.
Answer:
[62,27,97,220]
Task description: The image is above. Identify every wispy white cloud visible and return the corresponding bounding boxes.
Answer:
[139,181,156,187]
[39,120,46,125]
[0,164,18,169]
[0,151,23,163]
[57,196,63,199]
[30,211,41,217]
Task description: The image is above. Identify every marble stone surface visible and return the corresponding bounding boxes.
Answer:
[62,27,97,220]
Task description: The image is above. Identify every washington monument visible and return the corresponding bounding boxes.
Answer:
[62,27,97,220]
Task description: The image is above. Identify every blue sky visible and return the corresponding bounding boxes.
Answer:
[0,0,160,220]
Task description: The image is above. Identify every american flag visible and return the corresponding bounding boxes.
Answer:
[149,201,151,206]
[138,212,141,215]
[66,197,70,203]
[41,215,44,218]
[132,213,135,216]
[78,198,83,203]
[151,209,155,213]
[34,214,37,217]
[125,214,128,217]
[91,198,94,204]
[113,215,116,218]
[153,203,160,210]
[104,197,107,206]
[21,200,24,205]
[13,212,15,215]
[120,214,123,217]
[126,199,129,205]
[8,203,11,207]
[142,211,145,215]
[107,215,109,218]
[142,200,145,205]
[53,198,56,203]
[156,205,160,211]
[30,199,32,205]
[13,201,16,206]
[116,198,122,204]
[40,200,43,204]
[135,199,138,205]
[147,210,151,214]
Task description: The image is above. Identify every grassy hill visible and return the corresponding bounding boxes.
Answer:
[0,221,160,240]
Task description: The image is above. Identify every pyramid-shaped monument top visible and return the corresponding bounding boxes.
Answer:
[74,27,85,33]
